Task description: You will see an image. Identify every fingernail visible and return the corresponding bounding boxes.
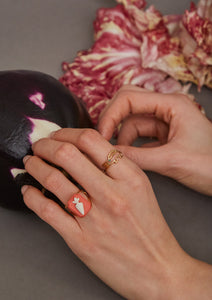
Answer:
[98,128,106,137]
[21,185,29,194]
[23,155,32,164]
[49,130,56,138]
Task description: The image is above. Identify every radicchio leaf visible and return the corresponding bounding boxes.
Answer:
[180,0,212,89]
[60,0,209,124]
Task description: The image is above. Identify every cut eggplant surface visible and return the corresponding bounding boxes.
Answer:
[0,70,93,210]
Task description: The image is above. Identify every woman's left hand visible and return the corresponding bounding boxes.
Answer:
[21,128,211,300]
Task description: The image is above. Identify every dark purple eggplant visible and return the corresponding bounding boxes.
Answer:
[0,70,93,210]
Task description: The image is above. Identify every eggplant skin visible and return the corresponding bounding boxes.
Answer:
[0,70,93,210]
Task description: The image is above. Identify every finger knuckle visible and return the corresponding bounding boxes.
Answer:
[54,143,77,163]
[136,171,149,187]
[44,169,61,191]
[40,201,58,223]
[127,167,149,187]
[77,128,99,148]
[109,194,130,217]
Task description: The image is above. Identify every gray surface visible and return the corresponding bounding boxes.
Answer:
[0,0,211,299]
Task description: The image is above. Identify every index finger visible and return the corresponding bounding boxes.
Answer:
[98,85,185,140]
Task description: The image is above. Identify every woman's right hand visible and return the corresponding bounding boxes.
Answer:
[98,86,212,196]
[21,128,212,299]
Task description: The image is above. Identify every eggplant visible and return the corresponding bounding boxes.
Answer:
[0,70,93,210]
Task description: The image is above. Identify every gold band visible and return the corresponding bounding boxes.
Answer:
[102,149,123,172]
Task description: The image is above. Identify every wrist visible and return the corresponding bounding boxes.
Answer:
[163,254,212,300]
[186,154,212,196]
[124,238,212,300]
[196,154,212,196]
[127,248,192,300]
[171,152,212,196]
[132,251,212,300]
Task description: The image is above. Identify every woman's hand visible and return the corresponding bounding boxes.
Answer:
[98,85,212,196]
[21,128,212,300]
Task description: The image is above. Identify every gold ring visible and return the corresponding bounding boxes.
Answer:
[102,149,123,172]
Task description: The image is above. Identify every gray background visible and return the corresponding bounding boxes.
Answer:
[0,0,211,299]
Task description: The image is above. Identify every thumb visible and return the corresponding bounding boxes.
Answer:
[115,144,172,175]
